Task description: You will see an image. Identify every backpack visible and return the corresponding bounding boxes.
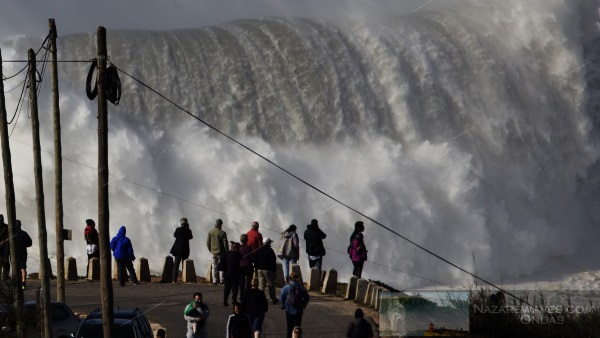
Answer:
[286,285,307,308]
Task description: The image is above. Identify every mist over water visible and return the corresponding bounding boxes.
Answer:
[1,0,599,289]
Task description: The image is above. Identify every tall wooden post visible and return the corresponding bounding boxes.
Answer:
[97,26,114,338]
[49,18,66,304]
[28,48,52,338]
[0,49,25,338]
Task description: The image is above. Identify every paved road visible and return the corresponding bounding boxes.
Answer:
[23,279,369,337]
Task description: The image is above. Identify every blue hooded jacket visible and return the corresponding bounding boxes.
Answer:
[110,226,135,260]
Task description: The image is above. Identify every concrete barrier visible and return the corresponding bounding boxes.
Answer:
[364,282,375,304]
[137,257,151,282]
[321,268,337,294]
[182,259,196,283]
[290,264,303,285]
[275,262,285,287]
[370,286,379,307]
[205,264,213,284]
[65,257,78,281]
[161,256,174,283]
[355,278,369,303]
[345,275,358,300]
[307,268,321,291]
[113,260,117,280]
[375,288,388,310]
[87,257,100,280]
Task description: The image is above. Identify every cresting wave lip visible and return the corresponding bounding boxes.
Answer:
[1,0,599,289]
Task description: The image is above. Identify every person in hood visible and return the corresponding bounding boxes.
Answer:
[170,217,193,283]
[277,224,299,284]
[346,308,374,338]
[303,219,326,273]
[110,226,139,286]
[84,219,99,277]
[349,221,368,278]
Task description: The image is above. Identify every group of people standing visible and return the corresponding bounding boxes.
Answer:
[78,216,371,338]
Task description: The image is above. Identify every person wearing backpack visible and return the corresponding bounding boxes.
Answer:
[279,272,310,338]
[349,221,368,278]
[277,224,299,284]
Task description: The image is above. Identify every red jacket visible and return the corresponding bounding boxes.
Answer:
[246,228,263,251]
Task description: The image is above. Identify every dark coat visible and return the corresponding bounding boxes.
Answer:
[255,245,276,271]
[226,313,252,338]
[346,318,374,338]
[169,226,193,259]
[240,288,268,315]
[224,250,242,277]
[239,244,253,268]
[304,224,326,256]
[7,228,32,259]
[84,226,99,246]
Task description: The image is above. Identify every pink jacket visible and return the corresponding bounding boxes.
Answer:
[350,237,367,262]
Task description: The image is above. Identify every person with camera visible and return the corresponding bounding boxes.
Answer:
[184,292,210,338]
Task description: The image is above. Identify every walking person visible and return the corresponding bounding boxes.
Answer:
[6,220,32,290]
[170,217,193,283]
[84,219,99,277]
[239,234,254,299]
[304,219,326,273]
[0,215,10,280]
[349,221,368,278]
[240,278,268,338]
[346,308,374,338]
[255,238,279,305]
[278,224,299,284]
[279,272,310,338]
[184,292,210,338]
[206,219,229,285]
[110,226,139,286]
[226,301,252,338]
[224,242,242,306]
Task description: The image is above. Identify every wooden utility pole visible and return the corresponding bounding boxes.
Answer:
[0,49,25,338]
[28,48,52,338]
[97,26,114,338]
[49,18,66,303]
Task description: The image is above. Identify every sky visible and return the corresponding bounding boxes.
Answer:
[0,0,431,38]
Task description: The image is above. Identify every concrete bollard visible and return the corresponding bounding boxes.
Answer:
[182,259,197,283]
[375,288,388,310]
[290,264,303,285]
[364,282,375,304]
[275,262,285,287]
[87,257,100,280]
[307,268,321,291]
[355,278,369,303]
[370,286,380,308]
[137,257,151,282]
[161,256,174,283]
[345,275,358,300]
[65,257,78,281]
[205,264,213,284]
[321,268,337,294]
[113,260,118,280]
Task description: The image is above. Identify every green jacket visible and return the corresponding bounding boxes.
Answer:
[206,227,228,255]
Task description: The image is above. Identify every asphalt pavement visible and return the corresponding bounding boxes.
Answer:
[23,278,371,337]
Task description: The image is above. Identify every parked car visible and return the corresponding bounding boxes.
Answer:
[1,301,81,338]
[76,308,153,338]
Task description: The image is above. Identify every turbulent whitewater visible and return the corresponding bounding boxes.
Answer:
[2,0,600,288]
